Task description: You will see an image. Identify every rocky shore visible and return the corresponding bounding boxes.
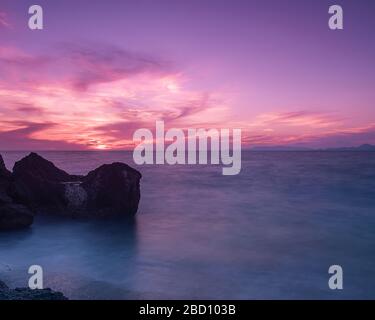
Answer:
[0,152,142,230]
[0,280,68,300]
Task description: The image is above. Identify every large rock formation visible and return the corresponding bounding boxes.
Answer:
[0,152,142,226]
[0,280,68,300]
[9,153,83,214]
[80,163,141,217]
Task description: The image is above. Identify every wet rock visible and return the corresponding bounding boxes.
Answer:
[64,182,87,210]
[0,280,68,300]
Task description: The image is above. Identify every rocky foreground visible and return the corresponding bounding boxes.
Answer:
[0,152,142,230]
[0,280,68,300]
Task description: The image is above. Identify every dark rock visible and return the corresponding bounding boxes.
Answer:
[6,152,141,218]
[9,153,83,213]
[0,155,12,204]
[0,203,34,231]
[0,280,68,300]
[0,154,34,230]
[0,155,11,178]
[13,152,77,182]
[80,163,142,217]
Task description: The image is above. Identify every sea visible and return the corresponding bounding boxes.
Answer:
[1,151,375,299]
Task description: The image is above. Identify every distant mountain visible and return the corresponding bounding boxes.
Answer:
[323,144,375,151]
[248,144,375,151]
[250,145,313,151]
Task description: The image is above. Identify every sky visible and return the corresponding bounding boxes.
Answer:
[0,0,375,150]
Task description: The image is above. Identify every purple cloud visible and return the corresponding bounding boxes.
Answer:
[63,44,173,91]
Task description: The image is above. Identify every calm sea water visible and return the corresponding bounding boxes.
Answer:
[1,151,375,299]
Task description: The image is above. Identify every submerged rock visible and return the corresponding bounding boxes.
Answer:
[0,280,68,300]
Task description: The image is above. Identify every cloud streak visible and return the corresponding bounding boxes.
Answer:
[0,121,83,150]
[64,44,173,91]
[0,11,11,29]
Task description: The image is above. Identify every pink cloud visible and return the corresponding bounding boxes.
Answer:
[0,121,83,150]
[0,43,374,150]
[0,44,230,150]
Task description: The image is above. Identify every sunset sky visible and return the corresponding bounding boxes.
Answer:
[1,0,375,150]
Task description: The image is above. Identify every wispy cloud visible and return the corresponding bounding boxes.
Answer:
[0,11,11,29]
[242,123,375,148]
[248,111,343,129]
[0,121,83,150]
[64,44,173,91]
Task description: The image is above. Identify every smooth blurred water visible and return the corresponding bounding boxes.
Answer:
[1,151,375,299]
